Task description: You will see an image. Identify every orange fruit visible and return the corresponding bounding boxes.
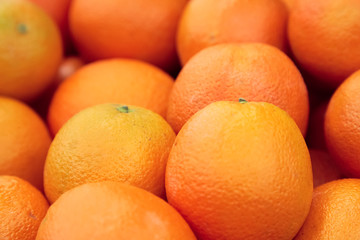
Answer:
[306,101,328,149]
[69,0,187,72]
[177,0,288,65]
[0,176,49,240]
[0,0,63,101]
[36,181,196,240]
[288,0,360,89]
[44,104,176,203]
[28,0,72,51]
[47,59,174,136]
[294,179,360,239]
[0,96,51,190]
[309,149,342,188]
[166,43,309,135]
[32,56,85,119]
[325,69,360,177]
[166,100,313,240]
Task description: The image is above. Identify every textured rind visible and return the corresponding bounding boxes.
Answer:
[45,104,176,203]
[36,182,196,240]
[177,0,288,64]
[288,0,360,88]
[295,179,360,239]
[325,70,360,177]
[47,59,174,135]
[166,101,313,240]
[167,43,309,135]
[0,176,49,240]
[0,96,51,190]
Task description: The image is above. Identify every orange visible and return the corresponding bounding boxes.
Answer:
[69,0,187,72]
[36,181,196,240]
[47,59,174,136]
[0,0,63,101]
[177,0,288,65]
[288,0,360,89]
[0,176,49,240]
[295,179,360,239]
[306,101,328,149]
[325,69,360,177]
[309,149,342,188]
[44,104,176,203]
[32,56,85,119]
[28,0,72,51]
[0,96,51,190]
[166,100,313,240]
[166,43,309,135]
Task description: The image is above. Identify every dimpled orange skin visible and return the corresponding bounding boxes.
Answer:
[36,182,196,240]
[325,70,360,177]
[309,149,342,188]
[0,97,51,190]
[295,179,360,239]
[47,59,174,136]
[0,176,49,240]
[166,101,313,240]
[177,0,288,65]
[44,104,176,203]
[288,0,360,89]
[166,43,309,135]
[0,0,62,101]
[69,0,187,72]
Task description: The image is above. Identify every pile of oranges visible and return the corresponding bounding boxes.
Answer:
[1,0,360,239]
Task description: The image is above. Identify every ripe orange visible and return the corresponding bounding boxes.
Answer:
[166,100,313,240]
[32,56,84,119]
[0,96,51,190]
[309,149,342,188]
[306,101,328,149]
[44,104,176,203]
[0,0,63,101]
[0,176,49,240]
[36,182,196,240]
[167,43,309,135]
[288,0,360,89]
[28,0,72,51]
[177,0,288,65]
[47,59,174,136]
[69,0,187,72]
[295,179,360,239]
[325,69,360,177]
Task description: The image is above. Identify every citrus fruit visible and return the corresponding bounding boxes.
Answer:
[295,179,360,239]
[309,149,342,188]
[69,0,187,72]
[36,181,195,240]
[325,69,360,177]
[0,176,49,240]
[28,0,72,51]
[44,104,176,203]
[0,0,62,101]
[0,96,51,190]
[166,100,313,240]
[166,43,309,135]
[177,0,288,65]
[47,59,174,136]
[288,0,360,89]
